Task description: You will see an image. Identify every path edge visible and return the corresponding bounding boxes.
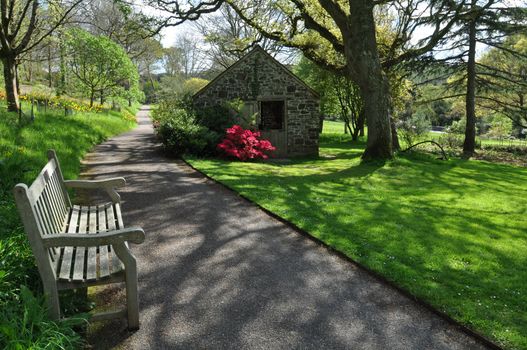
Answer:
[181,157,504,350]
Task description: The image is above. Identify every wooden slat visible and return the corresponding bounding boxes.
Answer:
[72,206,89,280]
[86,206,98,280]
[114,203,124,230]
[97,205,110,278]
[59,206,80,280]
[106,204,123,274]
[35,198,54,235]
[41,188,61,234]
[34,199,59,264]
[114,202,129,250]
[49,172,68,217]
[27,159,57,200]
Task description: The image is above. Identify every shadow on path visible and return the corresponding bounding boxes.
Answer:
[85,106,488,350]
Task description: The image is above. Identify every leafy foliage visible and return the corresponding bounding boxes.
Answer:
[66,29,140,106]
[153,101,220,156]
[0,286,86,349]
[397,112,432,147]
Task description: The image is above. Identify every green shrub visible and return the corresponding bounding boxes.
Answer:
[397,112,431,147]
[155,107,219,156]
[153,100,222,156]
[195,104,237,134]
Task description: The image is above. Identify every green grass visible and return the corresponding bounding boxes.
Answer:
[322,120,347,134]
[0,103,138,349]
[186,127,527,349]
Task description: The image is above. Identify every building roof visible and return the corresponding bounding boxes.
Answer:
[193,45,320,99]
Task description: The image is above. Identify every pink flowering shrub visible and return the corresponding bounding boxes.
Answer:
[217,125,276,160]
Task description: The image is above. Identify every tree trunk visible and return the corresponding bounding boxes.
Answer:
[58,37,66,96]
[2,56,20,112]
[463,0,477,157]
[391,117,401,150]
[358,110,365,137]
[100,90,104,105]
[15,63,20,95]
[352,127,360,141]
[345,1,392,160]
[90,90,95,107]
[48,45,53,88]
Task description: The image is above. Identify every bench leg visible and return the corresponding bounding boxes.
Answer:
[125,258,140,330]
[114,243,140,330]
[43,282,61,321]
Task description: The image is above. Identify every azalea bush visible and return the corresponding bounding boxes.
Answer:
[217,125,276,161]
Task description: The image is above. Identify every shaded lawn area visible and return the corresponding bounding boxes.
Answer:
[186,132,527,350]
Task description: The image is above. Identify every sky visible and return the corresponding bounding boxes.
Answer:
[160,23,195,47]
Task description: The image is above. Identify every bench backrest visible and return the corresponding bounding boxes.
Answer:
[13,150,72,281]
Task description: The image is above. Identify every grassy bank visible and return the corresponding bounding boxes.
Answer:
[0,104,138,348]
[186,130,527,349]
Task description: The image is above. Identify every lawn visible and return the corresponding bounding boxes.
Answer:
[186,128,527,349]
[0,104,138,348]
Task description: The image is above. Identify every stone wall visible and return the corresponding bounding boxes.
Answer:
[193,48,320,157]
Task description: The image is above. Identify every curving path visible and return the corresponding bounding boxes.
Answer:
[86,106,488,349]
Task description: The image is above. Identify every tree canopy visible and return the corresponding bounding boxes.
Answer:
[66,29,139,106]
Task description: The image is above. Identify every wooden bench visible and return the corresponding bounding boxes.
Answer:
[13,150,145,330]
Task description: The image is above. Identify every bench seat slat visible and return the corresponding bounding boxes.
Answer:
[107,204,124,274]
[97,204,110,279]
[58,205,80,280]
[72,206,89,280]
[57,203,125,282]
[86,206,98,281]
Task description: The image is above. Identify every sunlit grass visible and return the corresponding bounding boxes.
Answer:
[186,126,527,349]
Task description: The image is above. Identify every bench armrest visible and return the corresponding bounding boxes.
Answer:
[64,178,126,203]
[42,226,145,248]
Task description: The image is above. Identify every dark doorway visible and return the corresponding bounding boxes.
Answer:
[260,100,285,130]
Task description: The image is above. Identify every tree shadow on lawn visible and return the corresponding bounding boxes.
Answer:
[82,131,526,349]
[85,163,490,350]
[191,151,527,347]
[77,131,490,349]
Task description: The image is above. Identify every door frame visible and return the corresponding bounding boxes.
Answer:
[257,96,288,155]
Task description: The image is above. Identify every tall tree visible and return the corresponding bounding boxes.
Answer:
[0,0,81,112]
[295,56,365,139]
[67,29,138,106]
[194,4,293,69]
[142,0,463,160]
[163,46,184,76]
[478,34,527,133]
[411,0,527,156]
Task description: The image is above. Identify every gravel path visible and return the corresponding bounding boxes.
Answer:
[86,106,488,349]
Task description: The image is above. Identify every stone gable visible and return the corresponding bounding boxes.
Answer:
[193,47,320,157]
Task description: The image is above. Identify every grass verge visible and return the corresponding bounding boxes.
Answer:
[186,130,527,349]
[0,103,138,349]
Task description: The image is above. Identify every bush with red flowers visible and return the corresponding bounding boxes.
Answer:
[217,125,276,160]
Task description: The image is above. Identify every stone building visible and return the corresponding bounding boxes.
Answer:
[193,46,320,157]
